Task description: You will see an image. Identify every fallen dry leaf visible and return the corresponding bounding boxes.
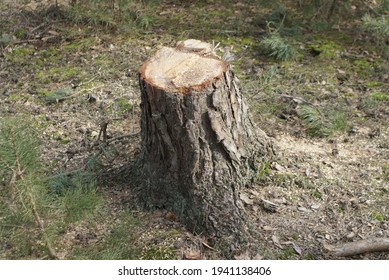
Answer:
[184,251,201,260]
[234,251,251,260]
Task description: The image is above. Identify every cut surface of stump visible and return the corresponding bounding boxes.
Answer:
[141,42,225,92]
[135,39,273,256]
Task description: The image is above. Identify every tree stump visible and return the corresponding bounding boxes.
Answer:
[136,39,273,252]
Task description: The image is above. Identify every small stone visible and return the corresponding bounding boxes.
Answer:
[91,131,99,138]
[298,206,308,212]
[311,204,320,210]
[263,225,274,231]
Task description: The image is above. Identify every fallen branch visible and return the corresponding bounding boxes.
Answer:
[326,238,389,257]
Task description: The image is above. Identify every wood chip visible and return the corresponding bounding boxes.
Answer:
[234,251,251,260]
[240,192,254,205]
[252,253,264,260]
[272,235,282,248]
[311,204,320,210]
[263,225,274,231]
[270,162,286,172]
[261,199,278,212]
[184,251,201,260]
[292,243,302,255]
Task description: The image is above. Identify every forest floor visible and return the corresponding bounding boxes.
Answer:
[0,0,388,260]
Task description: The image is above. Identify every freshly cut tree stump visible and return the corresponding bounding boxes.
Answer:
[136,39,273,252]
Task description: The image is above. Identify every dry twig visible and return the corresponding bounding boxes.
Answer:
[326,238,389,257]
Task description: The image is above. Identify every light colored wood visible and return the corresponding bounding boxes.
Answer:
[326,238,389,257]
[334,238,389,257]
[140,40,226,93]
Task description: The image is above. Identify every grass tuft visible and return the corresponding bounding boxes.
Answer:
[260,32,297,61]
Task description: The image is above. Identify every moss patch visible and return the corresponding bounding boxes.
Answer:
[36,66,81,84]
[371,92,389,102]
[5,46,35,63]
[307,39,343,59]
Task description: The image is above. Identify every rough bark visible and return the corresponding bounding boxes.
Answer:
[135,40,273,251]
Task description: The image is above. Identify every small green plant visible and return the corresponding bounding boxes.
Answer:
[370,211,385,222]
[70,212,140,259]
[328,109,349,133]
[312,189,322,199]
[0,33,11,47]
[362,15,389,37]
[280,247,297,260]
[60,183,103,222]
[260,32,297,61]
[367,81,383,88]
[255,161,271,182]
[138,15,155,30]
[141,246,177,260]
[0,117,58,259]
[43,88,73,104]
[0,117,109,259]
[298,105,348,137]
[298,105,324,136]
[371,92,389,102]
[361,14,389,58]
[64,0,157,31]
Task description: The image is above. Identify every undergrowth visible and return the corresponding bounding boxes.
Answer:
[0,116,140,259]
[64,0,158,31]
[361,14,389,58]
[260,32,297,61]
[0,117,58,259]
[298,105,349,137]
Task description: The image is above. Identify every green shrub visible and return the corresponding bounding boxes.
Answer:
[260,33,297,61]
[361,14,389,58]
[362,15,389,37]
[298,105,324,136]
[298,105,349,137]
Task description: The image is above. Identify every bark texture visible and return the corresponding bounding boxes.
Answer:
[135,40,273,248]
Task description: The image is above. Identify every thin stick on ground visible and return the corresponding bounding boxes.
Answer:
[327,238,389,257]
